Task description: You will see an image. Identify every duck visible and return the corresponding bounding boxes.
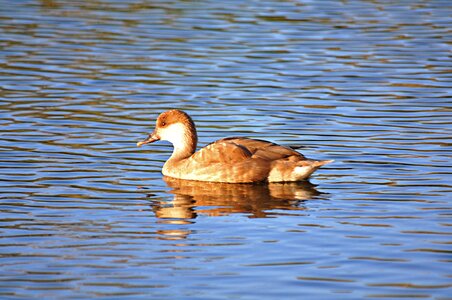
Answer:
[137,109,333,183]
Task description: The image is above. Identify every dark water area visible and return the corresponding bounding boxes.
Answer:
[1,0,451,299]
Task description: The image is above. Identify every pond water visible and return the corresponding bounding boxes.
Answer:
[1,0,451,299]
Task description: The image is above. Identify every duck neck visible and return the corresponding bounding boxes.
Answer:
[168,127,198,161]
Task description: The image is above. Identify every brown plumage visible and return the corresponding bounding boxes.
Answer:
[137,110,333,183]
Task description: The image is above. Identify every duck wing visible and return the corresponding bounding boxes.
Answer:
[217,137,306,161]
[190,138,253,164]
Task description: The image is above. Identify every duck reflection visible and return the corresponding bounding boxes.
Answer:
[150,176,323,219]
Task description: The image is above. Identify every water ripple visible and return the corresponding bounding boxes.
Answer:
[1,0,452,299]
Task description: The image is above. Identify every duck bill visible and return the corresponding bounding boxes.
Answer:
[137,131,159,147]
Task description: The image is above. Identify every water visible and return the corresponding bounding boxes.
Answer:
[1,0,451,299]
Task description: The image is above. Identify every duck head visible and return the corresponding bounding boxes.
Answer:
[137,110,198,158]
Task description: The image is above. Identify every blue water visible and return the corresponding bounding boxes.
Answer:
[1,0,451,299]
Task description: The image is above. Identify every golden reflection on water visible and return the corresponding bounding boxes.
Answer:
[150,176,322,219]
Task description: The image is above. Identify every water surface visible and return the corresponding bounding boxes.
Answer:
[1,0,451,299]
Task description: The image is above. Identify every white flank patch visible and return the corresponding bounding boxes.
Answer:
[294,166,312,179]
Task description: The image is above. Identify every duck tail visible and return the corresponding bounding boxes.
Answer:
[312,159,334,168]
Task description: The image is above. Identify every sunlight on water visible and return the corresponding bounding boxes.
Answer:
[1,0,451,299]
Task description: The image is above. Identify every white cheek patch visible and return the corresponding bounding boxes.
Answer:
[160,123,186,149]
